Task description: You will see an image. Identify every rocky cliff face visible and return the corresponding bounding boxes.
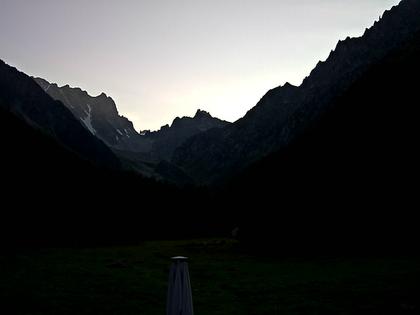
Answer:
[172,0,420,184]
[115,109,230,184]
[34,78,230,163]
[0,60,121,170]
[34,78,139,150]
[139,109,230,161]
[33,77,230,182]
[229,17,420,254]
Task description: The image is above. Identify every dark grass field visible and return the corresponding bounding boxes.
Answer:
[1,239,419,315]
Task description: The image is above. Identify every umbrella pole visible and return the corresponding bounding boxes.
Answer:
[167,256,194,315]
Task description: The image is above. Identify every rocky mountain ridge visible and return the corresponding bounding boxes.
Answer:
[172,0,420,184]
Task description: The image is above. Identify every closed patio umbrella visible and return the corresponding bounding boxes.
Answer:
[167,256,194,315]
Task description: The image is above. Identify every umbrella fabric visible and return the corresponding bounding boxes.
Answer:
[167,258,194,315]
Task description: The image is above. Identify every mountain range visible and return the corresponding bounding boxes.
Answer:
[1,0,419,249]
[172,0,420,185]
[0,61,222,244]
[33,77,229,182]
[34,77,139,149]
[0,60,121,170]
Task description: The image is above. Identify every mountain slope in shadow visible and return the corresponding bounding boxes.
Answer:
[34,77,139,149]
[33,77,230,162]
[0,62,224,246]
[173,0,420,185]
[0,103,223,246]
[0,60,120,170]
[227,24,420,255]
[32,77,229,183]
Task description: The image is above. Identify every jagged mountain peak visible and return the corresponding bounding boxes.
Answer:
[0,60,121,170]
[97,92,109,99]
[33,75,230,169]
[282,82,295,88]
[302,0,420,87]
[33,77,138,148]
[134,109,231,161]
[168,109,226,129]
[34,77,110,100]
[194,109,212,119]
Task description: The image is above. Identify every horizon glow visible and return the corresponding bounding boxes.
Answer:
[0,0,400,131]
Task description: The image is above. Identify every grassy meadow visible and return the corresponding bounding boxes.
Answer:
[1,239,419,315]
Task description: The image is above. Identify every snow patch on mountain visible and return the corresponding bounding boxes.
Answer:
[81,104,96,135]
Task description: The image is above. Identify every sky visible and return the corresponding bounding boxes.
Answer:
[0,0,400,131]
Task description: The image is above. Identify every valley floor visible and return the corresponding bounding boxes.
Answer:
[1,239,419,315]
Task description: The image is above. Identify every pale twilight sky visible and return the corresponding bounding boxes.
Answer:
[0,0,400,130]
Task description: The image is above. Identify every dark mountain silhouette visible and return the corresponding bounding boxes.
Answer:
[0,100,224,246]
[117,110,229,184]
[2,0,419,253]
[34,78,229,160]
[0,61,226,246]
[32,78,229,181]
[34,77,139,150]
[0,60,121,170]
[173,0,420,185]
[136,109,230,161]
[219,0,420,254]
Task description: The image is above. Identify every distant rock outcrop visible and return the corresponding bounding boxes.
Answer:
[139,109,230,161]
[34,78,139,150]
